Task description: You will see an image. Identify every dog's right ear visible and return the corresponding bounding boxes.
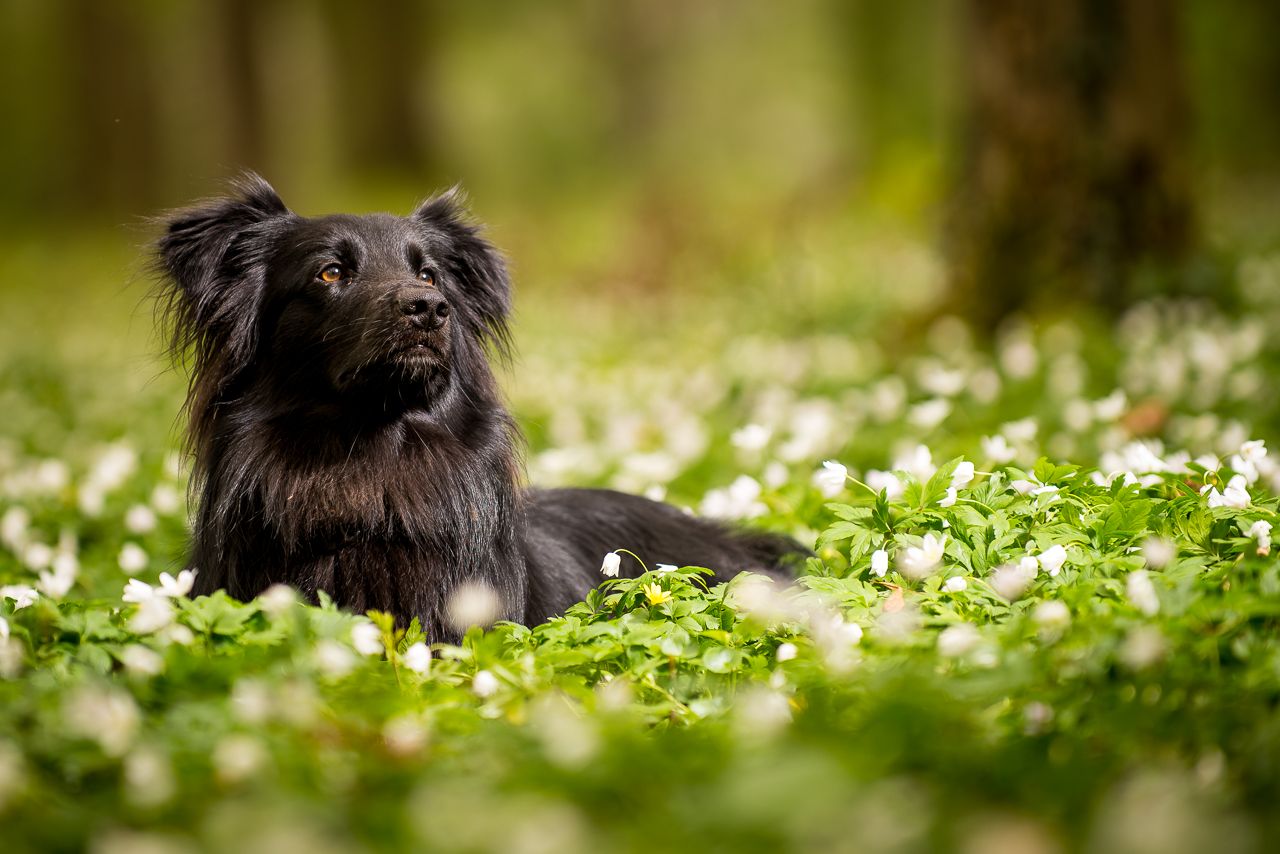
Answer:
[154,173,293,386]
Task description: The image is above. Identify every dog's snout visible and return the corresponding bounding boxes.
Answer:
[400,289,450,330]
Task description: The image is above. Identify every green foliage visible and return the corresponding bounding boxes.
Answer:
[3,443,1280,851]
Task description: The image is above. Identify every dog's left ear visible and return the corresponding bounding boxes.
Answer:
[413,189,512,353]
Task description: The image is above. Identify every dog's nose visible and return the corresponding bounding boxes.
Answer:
[400,288,450,330]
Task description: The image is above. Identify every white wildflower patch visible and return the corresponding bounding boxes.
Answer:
[124,504,157,534]
[865,469,905,500]
[893,444,936,480]
[472,669,500,698]
[937,623,981,658]
[314,640,357,679]
[1126,571,1161,617]
[900,533,946,580]
[350,622,384,656]
[403,642,433,675]
[990,561,1036,601]
[64,684,139,756]
[870,548,889,577]
[701,474,767,520]
[446,582,503,633]
[981,434,1017,464]
[1033,600,1071,643]
[117,542,149,575]
[256,583,297,617]
[212,734,269,785]
[813,460,848,498]
[1,585,38,610]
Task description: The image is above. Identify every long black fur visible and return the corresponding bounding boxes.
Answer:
[154,174,806,643]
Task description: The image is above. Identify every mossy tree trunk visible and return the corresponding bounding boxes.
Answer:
[947,0,1195,332]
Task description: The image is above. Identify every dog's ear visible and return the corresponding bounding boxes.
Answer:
[412,189,512,355]
[154,173,294,386]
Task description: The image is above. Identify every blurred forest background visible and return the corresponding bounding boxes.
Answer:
[3,0,1280,408]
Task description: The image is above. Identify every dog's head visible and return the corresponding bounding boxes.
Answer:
[155,173,511,420]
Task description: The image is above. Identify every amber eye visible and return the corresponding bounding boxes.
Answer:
[318,264,344,283]
[418,269,434,286]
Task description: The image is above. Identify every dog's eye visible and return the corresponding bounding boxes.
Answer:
[318,264,344,283]
[418,269,435,286]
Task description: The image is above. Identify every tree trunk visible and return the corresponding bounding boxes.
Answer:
[947,0,1195,332]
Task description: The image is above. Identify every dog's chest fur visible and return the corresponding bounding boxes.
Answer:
[195,409,526,633]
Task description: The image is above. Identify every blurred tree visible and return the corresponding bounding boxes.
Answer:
[947,0,1195,332]
[320,0,440,183]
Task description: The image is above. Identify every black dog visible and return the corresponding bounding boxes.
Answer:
[154,174,804,643]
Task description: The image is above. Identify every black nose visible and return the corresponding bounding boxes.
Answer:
[400,288,450,330]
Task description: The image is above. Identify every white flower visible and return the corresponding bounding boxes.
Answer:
[604,550,624,578]
[893,444,936,480]
[124,504,157,535]
[0,617,7,640]
[403,642,432,674]
[150,483,182,515]
[129,597,174,634]
[472,669,500,697]
[813,460,848,498]
[1223,475,1251,508]
[212,734,268,784]
[122,579,156,603]
[901,533,946,580]
[123,746,175,808]
[942,576,968,593]
[990,562,1036,601]
[908,398,951,430]
[64,684,138,756]
[1119,625,1167,670]
[731,424,772,452]
[1142,536,1177,569]
[37,567,76,599]
[939,487,957,507]
[1011,479,1036,496]
[865,470,905,500]
[981,435,1017,464]
[775,642,798,662]
[1033,600,1071,641]
[1240,440,1267,462]
[117,543,149,575]
[156,570,195,598]
[951,461,976,488]
[1247,519,1272,542]
[1203,486,1224,507]
[1038,544,1068,577]
[870,548,889,577]
[350,622,384,656]
[1094,389,1128,421]
[937,623,981,658]
[1,585,38,610]
[446,582,502,632]
[257,584,296,617]
[1126,570,1160,616]
[701,475,768,519]
[314,640,357,678]
[22,542,52,571]
[1000,417,1038,443]
[0,506,30,553]
[383,714,429,756]
[119,645,165,677]
[1229,454,1259,484]
[655,564,678,574]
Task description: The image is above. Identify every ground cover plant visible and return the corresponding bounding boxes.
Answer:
[4,247,1280,851]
